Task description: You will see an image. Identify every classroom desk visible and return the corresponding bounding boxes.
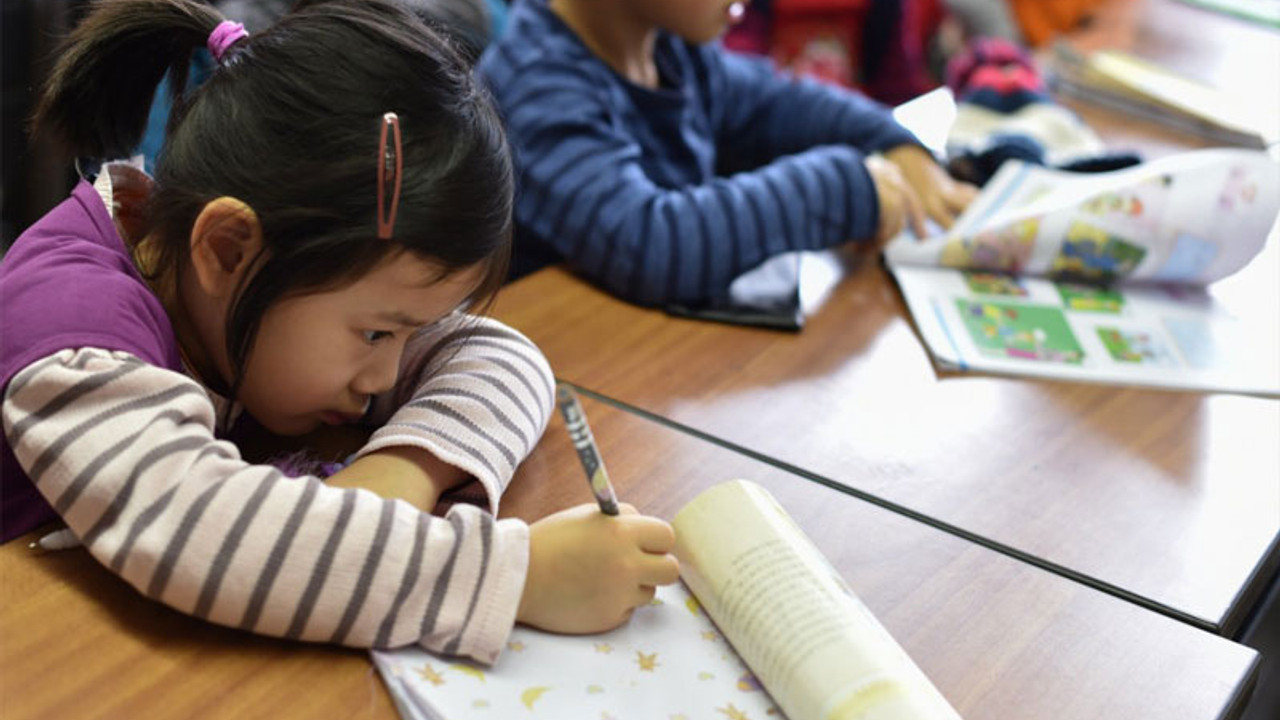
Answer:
[491,260,1279,639]
[0,398,1261,720]
[489,0,1280,638]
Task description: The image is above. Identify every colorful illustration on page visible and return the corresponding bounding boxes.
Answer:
[1056,282,1125,313]
[940,218,1038,272]
[1078,173,1171,235]
[1217,164,1260,212]
[1051,221,1147,282]
[1096,327,1176,365]
[964,271,1029,297]
[956,300,1085,364]
[1152,232,1219,281]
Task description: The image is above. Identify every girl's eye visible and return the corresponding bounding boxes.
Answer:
[362,330,394,344]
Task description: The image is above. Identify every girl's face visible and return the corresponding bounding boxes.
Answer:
[634,0,748,45]
[234,253,486,436]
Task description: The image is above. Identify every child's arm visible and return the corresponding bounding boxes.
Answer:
[2,348,527,663]
[707,47,920,174]
[711,49,977,230]
[336,314,554,514]
[498,66,884,306]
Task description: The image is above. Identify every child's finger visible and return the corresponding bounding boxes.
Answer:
[631,517,676,553]
[945,181,980,212]
[637,553,681,586]
[922,194,955,230]
[632,585,657,607]
[905,188,928,239]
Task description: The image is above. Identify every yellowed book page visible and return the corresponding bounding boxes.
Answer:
[673,480,962,720]
[1087,51,1266,138]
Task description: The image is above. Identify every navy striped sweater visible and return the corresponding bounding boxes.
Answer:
[478,0,920,306]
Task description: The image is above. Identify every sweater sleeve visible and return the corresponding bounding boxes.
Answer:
[2,348,528,664]
[355,312,556,514]
[501,60,882,307]
[706,46,923,174]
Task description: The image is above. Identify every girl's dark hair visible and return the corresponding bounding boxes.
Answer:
[31,0,513,398]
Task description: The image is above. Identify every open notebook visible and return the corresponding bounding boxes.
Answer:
[372,481,961,720]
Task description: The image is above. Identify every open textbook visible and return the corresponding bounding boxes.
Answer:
[885,148,1280,396]
[372,480,960,720]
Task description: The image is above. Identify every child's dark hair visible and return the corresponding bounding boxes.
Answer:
[31,0,513,396]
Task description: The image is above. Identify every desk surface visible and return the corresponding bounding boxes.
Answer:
[0,399,1260,720]
[493,258,1280,634]
[490,1,1280,635]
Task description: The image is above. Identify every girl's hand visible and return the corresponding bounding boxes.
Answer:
[517,503,681,634]
[866,155,926,244]
[884,144,979,232]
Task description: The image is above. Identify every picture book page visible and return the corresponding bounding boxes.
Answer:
[892,263,1280,396]
[371,581,779,720]
[885,148,1279,284]
[673,480,961,720]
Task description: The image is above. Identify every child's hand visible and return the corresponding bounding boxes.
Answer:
[518,503,680,634]
[866,155,926,243]
[884,144,979,231]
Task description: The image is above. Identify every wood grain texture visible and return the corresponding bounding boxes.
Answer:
[493,252,1279,634]
[440,399,1265,720]
[4,399,1256,720]
[489,0,1280,634]
[1,400,1260,720]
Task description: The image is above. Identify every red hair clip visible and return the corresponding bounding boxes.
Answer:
[376,112,403,240]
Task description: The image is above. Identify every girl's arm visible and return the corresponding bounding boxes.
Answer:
[332,313,554,514]
[2,348,527,664]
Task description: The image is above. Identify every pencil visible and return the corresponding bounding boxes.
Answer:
[555,382,621,515]
[28,527,80,553]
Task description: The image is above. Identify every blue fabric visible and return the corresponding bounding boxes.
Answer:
[478,0,920,306]
[486,0,507,37]
[136,53,213,173]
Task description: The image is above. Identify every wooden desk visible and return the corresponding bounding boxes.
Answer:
[494,256,1280,636]
[491,0,1280,637]
[0,398,1260,720]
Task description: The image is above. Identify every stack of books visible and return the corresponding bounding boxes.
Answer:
[1048,42,1277,149]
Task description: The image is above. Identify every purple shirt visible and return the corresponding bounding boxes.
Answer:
[0,180,182,542]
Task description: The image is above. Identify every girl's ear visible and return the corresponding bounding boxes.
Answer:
[189,197,264,298]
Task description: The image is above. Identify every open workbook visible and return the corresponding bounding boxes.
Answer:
[885,147,1280,396]
[372,480,960,720]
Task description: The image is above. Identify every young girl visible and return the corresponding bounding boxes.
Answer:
[0,0,678,664]
[478,0,979,306]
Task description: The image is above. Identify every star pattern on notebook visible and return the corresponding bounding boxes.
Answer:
[416,663,445,686]
[636,651,660,672]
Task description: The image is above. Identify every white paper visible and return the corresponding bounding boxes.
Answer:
[885,148,1280,396]
[371,583,780,720]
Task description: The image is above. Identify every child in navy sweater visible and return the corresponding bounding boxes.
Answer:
[479,0,978,307]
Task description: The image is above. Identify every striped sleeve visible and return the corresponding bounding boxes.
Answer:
[356,313,555,513]
[2,348,528,664]
[707,47,922,174]
[490,55,890,307]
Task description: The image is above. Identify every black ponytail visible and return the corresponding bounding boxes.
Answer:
[31,0,226,160]
[31,0,514,405]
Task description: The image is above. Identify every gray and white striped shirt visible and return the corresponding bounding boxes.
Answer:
[3,309,553,664]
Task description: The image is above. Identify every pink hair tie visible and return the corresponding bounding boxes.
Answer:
[208,20,248,64]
